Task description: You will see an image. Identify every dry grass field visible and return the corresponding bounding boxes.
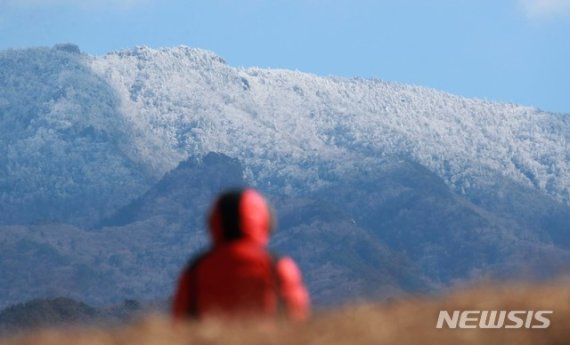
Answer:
[2,281,569,345]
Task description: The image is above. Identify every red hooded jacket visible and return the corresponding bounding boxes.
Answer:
[172,189,309,320]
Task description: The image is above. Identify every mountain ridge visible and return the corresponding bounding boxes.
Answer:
[89,45,570,203]
[2,44,569,226]
[1,44,569,309]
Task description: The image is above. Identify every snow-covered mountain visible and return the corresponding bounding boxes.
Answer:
[0,45,151,225]
[1,44,569,308]
[90,45,569,203]
[1,44,569,225]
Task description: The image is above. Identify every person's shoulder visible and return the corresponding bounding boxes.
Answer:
[274,255,303,281]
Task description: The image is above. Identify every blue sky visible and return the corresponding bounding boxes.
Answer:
[0,0,569,113]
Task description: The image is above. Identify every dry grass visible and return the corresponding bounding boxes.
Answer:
[2,281,570,345]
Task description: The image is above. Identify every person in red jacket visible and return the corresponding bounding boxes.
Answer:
[172,188,310,321]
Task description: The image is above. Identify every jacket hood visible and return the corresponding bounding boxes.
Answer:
[208,188,272,246]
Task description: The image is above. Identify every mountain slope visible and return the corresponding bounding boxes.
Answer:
[2,45,569,226]
[101,152,245,227]
[317,160,570,283]
[0,153,432,308]
[91,46,570,205]
[1,44,569,309]
[0,45,152,226]
[104,152,434,304]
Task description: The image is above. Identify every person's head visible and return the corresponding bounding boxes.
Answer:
[208,188,274,246]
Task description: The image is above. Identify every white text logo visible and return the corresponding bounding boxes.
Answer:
[436,310,553,329]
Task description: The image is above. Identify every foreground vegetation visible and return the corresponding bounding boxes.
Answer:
[2,281,569,345]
